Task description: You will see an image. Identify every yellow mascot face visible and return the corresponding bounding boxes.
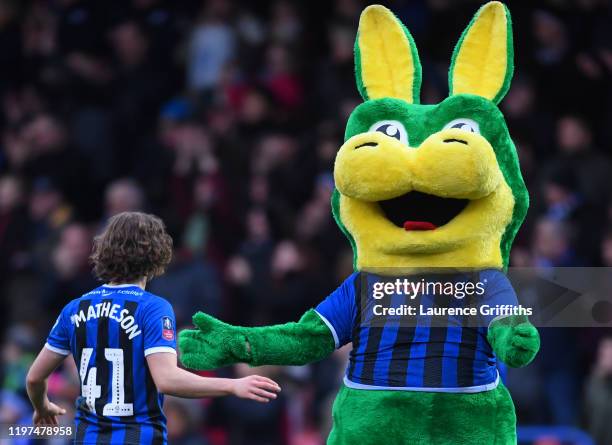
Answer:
[332,2,528,271]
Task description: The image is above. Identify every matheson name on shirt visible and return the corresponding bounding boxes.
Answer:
[70,301,142,339]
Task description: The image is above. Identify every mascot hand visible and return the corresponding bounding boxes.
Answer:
[488,317,540,368]
[179,312,250,370]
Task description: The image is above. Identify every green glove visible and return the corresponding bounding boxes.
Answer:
[179,309,336,370]
[179,312,250,370]
[487,315,540,368]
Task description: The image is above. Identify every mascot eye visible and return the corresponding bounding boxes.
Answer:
[443,118,480,134]
[370,120,408,145]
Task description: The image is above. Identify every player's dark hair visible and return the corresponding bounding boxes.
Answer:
[91,212,173,283]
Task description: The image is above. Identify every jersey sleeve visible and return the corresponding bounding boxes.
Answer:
[142,297,177,356]
[481,270,520,327]
[45,303,72,356]
[315,273,358,349]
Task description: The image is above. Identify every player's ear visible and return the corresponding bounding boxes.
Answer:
[448,1,513,104]
[354,5,422,103]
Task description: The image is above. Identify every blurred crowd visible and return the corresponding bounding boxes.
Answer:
[0,0,611,444]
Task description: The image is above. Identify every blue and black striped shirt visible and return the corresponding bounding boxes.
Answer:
[315,270,518,392]
[46,284,177,444]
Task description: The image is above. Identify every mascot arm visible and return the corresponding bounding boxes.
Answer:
[487,315,540,368]
[179,309,336,370]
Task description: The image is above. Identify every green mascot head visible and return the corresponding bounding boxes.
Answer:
[332,1,528,272]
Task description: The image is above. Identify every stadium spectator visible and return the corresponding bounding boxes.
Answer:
[187,1,236,94]
[43,223,97,315]
[584,337,612,445]
[164,396,209,445]
[0,175,27,279]
[554,115,612,207]
[104,177,145,217]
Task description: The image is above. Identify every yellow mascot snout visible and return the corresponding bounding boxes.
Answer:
[335,127,502,203]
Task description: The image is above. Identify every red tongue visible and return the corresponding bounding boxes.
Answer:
[403,221,437,231]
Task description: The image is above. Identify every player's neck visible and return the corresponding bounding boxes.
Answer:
[108,277,147,290]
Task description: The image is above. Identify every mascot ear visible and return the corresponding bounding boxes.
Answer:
[449,1,513,104]
[355,5,421,103]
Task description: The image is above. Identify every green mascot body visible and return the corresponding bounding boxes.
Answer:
[180,2,540,444]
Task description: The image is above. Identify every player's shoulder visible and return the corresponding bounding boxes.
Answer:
[321,272,360,306]
[139,290,173,313]
[479,268,507,280]
[343,271,361,288]
[480,268,512,288]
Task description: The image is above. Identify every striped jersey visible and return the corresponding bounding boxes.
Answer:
[46,284,177,444]
[315,270,518,392]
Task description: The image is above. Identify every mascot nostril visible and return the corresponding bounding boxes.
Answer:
[443,138,468,145]
[355,142,378,149]
[181,2,539,444]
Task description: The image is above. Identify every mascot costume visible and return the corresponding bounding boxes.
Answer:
[180,2,540,444]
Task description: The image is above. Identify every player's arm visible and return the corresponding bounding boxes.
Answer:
[146,352,280,402]
[26,347,68,425]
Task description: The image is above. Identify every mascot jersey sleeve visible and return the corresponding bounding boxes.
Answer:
[315,269,519,393]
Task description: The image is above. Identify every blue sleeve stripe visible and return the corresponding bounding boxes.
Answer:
[44,342,70,355]
[314,310,340,348]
